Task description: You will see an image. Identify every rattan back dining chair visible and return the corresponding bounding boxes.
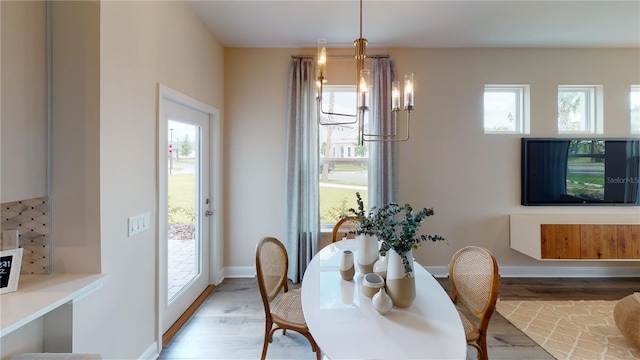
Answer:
[448,246,500,360]
[331,216,360,243]
[255,236,321,360]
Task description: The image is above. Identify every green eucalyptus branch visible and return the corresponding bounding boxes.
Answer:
[342,192,380,236]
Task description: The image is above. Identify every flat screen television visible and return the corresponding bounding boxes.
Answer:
[521,138,640,206]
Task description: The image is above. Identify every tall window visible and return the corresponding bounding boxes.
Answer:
[558,85,602,134]
[631,85,640,134]
[483,85,529,133]
[319,86,369,225]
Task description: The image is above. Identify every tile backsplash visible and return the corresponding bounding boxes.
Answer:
[1,196,50,274]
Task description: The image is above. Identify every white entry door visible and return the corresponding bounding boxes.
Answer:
[159,95,211,335]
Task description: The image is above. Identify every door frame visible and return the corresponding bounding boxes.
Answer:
[156,84,223,353]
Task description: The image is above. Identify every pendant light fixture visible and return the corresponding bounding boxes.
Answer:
[316,0,414,145]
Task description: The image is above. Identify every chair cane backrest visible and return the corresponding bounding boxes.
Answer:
[256,237,288,304]
[331,216,360,243]
[449,246,500,330]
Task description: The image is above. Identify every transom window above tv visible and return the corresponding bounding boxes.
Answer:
[557,85,603,134]
[631,85,640,134]
[521,138,640,206]
[483,84,529,134]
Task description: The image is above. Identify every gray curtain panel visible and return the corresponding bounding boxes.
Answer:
[285,57,320,283]
[368,58,398,208]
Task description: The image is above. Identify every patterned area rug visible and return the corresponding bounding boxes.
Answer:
[496,300,640,360]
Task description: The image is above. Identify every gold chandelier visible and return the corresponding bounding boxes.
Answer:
[316,0,414,145]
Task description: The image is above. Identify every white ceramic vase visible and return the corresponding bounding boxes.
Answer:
[372,287,393,315]
[361,272,385,298]
[385,248,416,308]
[356,234,379,274]
[373,255,388,279]
[339,250,355,281]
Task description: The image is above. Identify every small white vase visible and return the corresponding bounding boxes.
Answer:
[373,255,388,279]
[361,272,385,298]
[372,287,393,315]
[385,248,416,308]
[356,234,378,274]
[339,250,355,281]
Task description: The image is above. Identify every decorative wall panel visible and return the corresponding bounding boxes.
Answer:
[1,196,50,274]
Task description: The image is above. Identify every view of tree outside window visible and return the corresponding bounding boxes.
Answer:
[319,86,369,224]
[558,86,596,133]
[566,140,606,200]
[631,86,640,133]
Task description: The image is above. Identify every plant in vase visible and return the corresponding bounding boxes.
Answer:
[341,192,381,274]
[341,192,378,236]
[375,203,446,308]
[377,203,445,276]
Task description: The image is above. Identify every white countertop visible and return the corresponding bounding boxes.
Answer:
[301,240,467,360]
[0,273,107,337]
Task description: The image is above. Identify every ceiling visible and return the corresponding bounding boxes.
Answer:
[188,1,640,49]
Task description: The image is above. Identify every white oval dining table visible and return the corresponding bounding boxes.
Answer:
[301,239,467,360]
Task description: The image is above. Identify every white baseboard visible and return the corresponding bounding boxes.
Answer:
[138,342,159,360]
[224,266,255,279]
[224,265,640,280]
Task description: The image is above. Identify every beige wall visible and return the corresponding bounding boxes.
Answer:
[0,2,48,354]
[51,0,101,275]
[224,47,640,275]
[1,1,224,357]
[75,1,224,358]
[2,2,639,358]
[1,0,47,203]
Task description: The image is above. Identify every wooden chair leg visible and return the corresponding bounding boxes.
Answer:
[477,334,488,360]
[261,320,272,360]
[307,334,321,360]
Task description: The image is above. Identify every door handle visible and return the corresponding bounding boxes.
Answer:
[205,210,213,217]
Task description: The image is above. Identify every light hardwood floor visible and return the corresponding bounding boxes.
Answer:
[159,277,638,360]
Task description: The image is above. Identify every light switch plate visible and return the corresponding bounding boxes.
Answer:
[128,212,151,237]
[1,229,20,250]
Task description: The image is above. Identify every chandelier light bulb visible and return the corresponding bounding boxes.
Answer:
[404,73,414,109]
[359,69,370,93]
[392,81,401,111]
[317,39,327,78]
[360,69,370,108]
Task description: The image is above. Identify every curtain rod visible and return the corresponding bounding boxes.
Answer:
[291,54,389,59]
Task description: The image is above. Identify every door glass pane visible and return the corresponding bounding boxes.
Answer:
[167,120,201,301]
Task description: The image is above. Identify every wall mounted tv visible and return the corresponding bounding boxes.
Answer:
[521,138,640,206]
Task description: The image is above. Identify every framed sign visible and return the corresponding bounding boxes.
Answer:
[0,248,23,294]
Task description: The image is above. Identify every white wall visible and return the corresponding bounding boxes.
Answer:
[223,49,292,270]
[392,48,639,270]
[0,0,47,203]
[224,47,640,276]
[71,1,224,358]
[1,1,224,358]
[50,0,102,275]
[2,3,639,358]
[0,2,48,355]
